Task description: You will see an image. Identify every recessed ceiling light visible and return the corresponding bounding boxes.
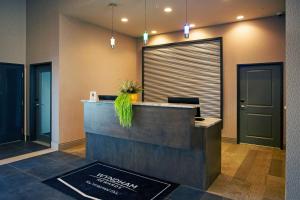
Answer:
[151,30,157,34]
[121,18,128,22]
[236,15,244,20]
[164,7,172,13]
[190,24,195,28]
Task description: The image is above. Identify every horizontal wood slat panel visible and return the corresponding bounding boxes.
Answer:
[143,39,222,118]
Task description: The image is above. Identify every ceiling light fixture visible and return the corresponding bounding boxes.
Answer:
[121,18,128,22]
[109,3,117,48]
[164,7,172,13]
[183,0,190,38]
[143,0,148,45]
[236,15,244,20]
[190,24,195,28]
[151,30,157,34]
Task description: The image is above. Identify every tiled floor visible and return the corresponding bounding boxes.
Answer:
[0,150,228,200]
[0,141,48,160]
[0,142,285,200]
[208,142,285,200]
[64,142,286,200]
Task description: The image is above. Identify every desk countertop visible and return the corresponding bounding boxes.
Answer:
[81,100,200,109]
[195,118,222,128]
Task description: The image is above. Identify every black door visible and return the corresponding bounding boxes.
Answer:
[30,63,51,145]
[0,63,24,144]
[238,63,283,148]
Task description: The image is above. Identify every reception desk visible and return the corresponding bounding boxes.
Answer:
[82,100,222,190]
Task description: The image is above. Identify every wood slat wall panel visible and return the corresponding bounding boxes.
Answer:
[143,39,222,117]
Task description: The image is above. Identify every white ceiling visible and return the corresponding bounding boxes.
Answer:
[59,0,285,37]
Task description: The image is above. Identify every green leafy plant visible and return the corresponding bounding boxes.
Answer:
[114,81,142,128]
[114,93,133,128]
[119,80,142,94]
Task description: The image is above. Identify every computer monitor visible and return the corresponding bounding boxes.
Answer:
[98,95,117,101]
[168,97,201,118]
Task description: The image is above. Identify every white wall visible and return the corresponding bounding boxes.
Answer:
[59,15,137,144]
[286,0,300,199]
[0,0,26,64]
[26,0,60,149]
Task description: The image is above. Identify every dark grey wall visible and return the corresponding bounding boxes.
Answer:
[286,0,300,199]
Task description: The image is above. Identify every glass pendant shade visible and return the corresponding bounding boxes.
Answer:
[143,31,148,45]
[110,36,116,48]
[184,23,190,38]
[109,3,117,48]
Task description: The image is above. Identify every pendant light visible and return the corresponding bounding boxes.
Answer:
[143,0,149,45]
[109,3,116,48]
[184,0,190,38]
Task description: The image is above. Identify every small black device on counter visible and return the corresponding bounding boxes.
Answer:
[98,95,117,101]
[167,97,204,121]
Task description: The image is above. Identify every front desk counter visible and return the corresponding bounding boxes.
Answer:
[82,101,222,190]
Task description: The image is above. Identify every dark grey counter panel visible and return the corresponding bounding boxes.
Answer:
[84,102,198,150]
[86,133,205,188]
[83,102,221,190]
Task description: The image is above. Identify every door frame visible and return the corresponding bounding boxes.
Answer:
[0,62,25,143]
[29,62,52,144]
[237,62,284,149]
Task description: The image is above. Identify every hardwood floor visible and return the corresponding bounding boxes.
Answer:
[64,141,285,200]
[208,142,285,200]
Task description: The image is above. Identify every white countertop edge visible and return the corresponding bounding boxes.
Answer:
[81,100,200,109]
[195,118,222,128]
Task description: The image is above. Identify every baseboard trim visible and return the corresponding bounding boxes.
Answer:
[222,137,237,144]
[58,138,86,150]
[0,148,56,165]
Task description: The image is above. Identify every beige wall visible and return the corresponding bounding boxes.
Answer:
[59,16,137,144]
[1,1,285,147]
[26,0,60,148]
[0,0,26,64]
[138,16,285,139]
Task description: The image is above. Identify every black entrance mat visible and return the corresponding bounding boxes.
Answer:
[43,161,178,200]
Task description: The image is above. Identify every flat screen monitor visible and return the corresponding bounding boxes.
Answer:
[167,97,201,118]
[98,95,117,101]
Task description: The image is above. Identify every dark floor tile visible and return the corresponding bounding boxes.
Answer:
[0,148,32,160]
[167,185,229,200]
[0,141,48,160]
[0,165,20,178]
[0,192,24,200]
[0,182,75,200]
[20,142,49,151]
[0,170,40,193]
[41,151,83,164]
[9,156,55,171]
[25,162,74,180]
[1,151,231,200]
[66,158,95,169]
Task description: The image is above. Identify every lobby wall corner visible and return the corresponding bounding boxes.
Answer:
[286,0,300,199]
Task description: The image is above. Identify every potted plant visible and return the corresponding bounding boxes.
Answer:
[114,81,142,128]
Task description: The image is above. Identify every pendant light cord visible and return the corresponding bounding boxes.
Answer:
[145,0,147,31]
[111,5,114,36]
[186,0,188,23]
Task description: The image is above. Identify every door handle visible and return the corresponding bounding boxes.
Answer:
[240,105,246,109]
